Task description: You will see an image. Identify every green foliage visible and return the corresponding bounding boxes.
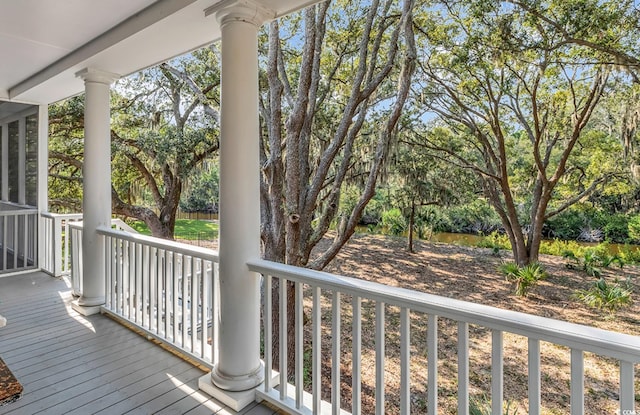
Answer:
[563,244,625,277]
[619,245,640,264]
[500,262,547,297]
[602,214,629,243]
[628,215,640,243]
[539,239,586,257]
[574,278,633,313]
[180,162,219,212]
[417,206,453,233]
[477,231,511,251]
[446,199,501,234]
[381,208,407,236]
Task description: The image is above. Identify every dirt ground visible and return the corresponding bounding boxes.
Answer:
[183,233,640,414]
[314,233,640,414]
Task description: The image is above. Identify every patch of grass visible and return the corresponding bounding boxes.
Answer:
[129,219,218,240]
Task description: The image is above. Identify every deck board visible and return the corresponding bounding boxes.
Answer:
[0,272,277,415]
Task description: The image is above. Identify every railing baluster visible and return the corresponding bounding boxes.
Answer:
[201,259,210,363]
[116,237,123,314]
[332,291,341,415]
[173,252,179,342]
[182,254,188,349]
[312,286,322,415]
[491,330,504,415]
[376,301,385,415]
[12,215,17,269]
[428,314,438,415]
[104,235,112,309]
[142,244,149,328]
[164,250,171,339]
[122,241,133,318]
[2,216,7,271]
[352,296,362,415]
[157,249,164,336]
[23,214,28,267]
[110,236,116,309]
[63,218,70,274]
[528,338,541,415]
[150,246,157,332]
[264,274,273,392]
[211,261,218,364]
[571,349,584,415]
[190,256,198,355]
[620,361,635,413]
[12,215,17,268]
[135,242,142,323]
[295,281,303,409]
[279,277,288,400]
[458,321,469,415]
[400,307,410,415]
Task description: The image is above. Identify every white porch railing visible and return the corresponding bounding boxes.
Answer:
[248,259,640,415]
[97,226,218,368]
[40,212,83,277]
[0,208,38,274]
[68,218,140,296]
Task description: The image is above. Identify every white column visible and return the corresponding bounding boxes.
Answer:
[73,68,119,315]
[17,117,26,205]
[206,1,271,394]
[1,124,7,201]
[37,104,49,269]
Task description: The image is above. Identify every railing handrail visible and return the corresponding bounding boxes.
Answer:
[97,226,219,261]
[110,218,138,233]
[248,259,640,363]
[40,212,84,220]
[0,208,38,216]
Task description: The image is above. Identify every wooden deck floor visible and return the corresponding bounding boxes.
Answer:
[0,272,278,415]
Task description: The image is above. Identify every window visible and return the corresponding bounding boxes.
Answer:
[8,121,19,203]
[25,115,38,206]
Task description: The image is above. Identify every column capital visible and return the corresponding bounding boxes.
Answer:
[204,0,275,27]
[75,68,120,85]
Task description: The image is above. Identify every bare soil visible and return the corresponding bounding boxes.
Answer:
[314,233,640,414]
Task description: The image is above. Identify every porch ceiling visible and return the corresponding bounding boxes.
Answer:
[0,0,317,105]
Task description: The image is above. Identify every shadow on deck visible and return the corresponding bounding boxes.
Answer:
[0,272,276,415]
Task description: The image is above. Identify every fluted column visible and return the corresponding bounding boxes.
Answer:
[73,68,119,315]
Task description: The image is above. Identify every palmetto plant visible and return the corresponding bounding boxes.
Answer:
[575,278,633,313]
[499,262,547,297]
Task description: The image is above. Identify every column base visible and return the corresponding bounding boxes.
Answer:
[210,361,264,392]
[198,373,259,412]
[71,300,102,316]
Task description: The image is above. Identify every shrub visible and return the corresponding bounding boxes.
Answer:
[447,199,501,234]
[603,213,629,243]
[628,215,640,243]
[417,206,452,233]
[574,278,633,313]
[381,208,407,236]
[539,239,585,257]
[477,231,511,251]
[545,211,585,240]
[564,245,625,277]
[500,262,547,297]
[619,245,640,265]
